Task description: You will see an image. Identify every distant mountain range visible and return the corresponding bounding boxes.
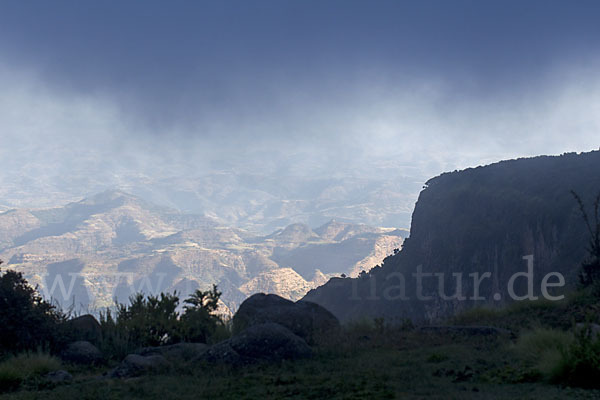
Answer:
[0,190,406,313]
[305,151,600,322]
[0,151,423,233]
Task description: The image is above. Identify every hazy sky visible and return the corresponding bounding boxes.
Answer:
[1,0,599,185]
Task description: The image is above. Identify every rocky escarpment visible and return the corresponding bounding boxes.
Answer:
[304,151,600,322]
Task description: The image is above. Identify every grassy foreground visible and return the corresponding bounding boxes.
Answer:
[0,343,596,399]
[0,333,598,399]
[3,291,600,399]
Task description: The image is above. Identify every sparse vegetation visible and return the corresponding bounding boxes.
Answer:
[2,263,600,398]
[450,290,600,333]
[549,323,600,388]
[99,287,227,360]
[0,352,61,393]
[512,327,573,378]
[99,292,181,360]
[571,191,600,288]
[0,263,66,355]
[2,325,599,399]
[179,285,224,344]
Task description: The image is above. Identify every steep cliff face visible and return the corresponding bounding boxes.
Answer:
[304,151,600,322]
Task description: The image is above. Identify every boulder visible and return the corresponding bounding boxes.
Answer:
[137,342,209,362]
[199,341,248,365]
[230,322,312,361]
[232,293,340,343]
[575,323,600,340]
[65,314,102,345]
[196,323,311,365]
[110,354,171,378]
[45,370,73,384]
[61,341,103,365]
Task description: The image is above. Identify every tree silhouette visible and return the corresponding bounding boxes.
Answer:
[571,191,600,286]
[0,261,66,354]
[179,284,223,343]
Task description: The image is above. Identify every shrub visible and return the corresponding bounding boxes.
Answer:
[571,191,600,287]
[0,352,62,392]
[98,308,134,360]
[99,287,226,359]
[513,327,573,377]
[0,265,67,355]
[118,292,181,347]
[0,363,22,392]
[99,292,180,359]
[550,323,600,388]
[514,328,573,361]
[210,315,232,344]
[179,285,225,344]
[513,325,600,388]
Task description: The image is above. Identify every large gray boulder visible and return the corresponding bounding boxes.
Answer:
[232,293,340,343]
[110,354,171,378]
[61,341,103,365]
[197,323,311,365]
[137,342,209,362]
[231,322,312,361]
[65,314,102,345]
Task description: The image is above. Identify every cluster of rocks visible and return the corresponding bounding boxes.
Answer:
[198,322,312,365]
[53,293,340,379]
[110,354,171,378]
[231,293,341,344]
[194,293,339,366]
[108,343,210,378]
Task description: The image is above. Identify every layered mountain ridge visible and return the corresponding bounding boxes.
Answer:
[0,190,405,313]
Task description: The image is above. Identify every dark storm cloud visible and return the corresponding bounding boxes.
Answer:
[1,0,599,138]
[0,0,599,198]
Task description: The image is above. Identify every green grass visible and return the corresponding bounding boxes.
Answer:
[2,290,600,399]
[450,287,600,333]
[512,327,574,378]
[513,328,573,363]
[0,352,62,393]
[1,329,599,400]
[547,324,600,388]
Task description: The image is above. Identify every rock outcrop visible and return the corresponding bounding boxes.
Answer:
[65,314,102,345]
[232,293,340,343]
[197,323,311,365]
[61,341,103,365]
[304,151,600,322]
[137,342,209,362]
[110,354,171,378]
